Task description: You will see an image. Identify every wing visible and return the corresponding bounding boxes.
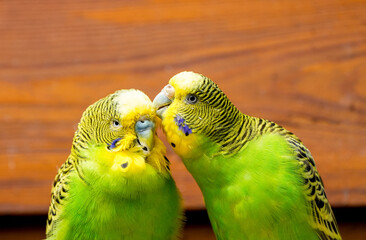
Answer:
[288,138,342,240]
[46,156,74,238]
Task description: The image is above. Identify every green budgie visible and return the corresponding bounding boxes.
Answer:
[46,89,182,240]
[153,72,341,240]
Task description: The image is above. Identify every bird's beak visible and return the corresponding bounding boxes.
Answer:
[135,118,155,154]
[153,84,175,119]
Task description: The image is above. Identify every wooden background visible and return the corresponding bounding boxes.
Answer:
[1,0,366,220]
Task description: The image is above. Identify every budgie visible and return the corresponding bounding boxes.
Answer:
[153,71,341,240]
[46,89,182,240]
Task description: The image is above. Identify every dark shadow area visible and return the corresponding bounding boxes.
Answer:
[0,215,47,229]
[0,208,365,239]
[332,207,366,222]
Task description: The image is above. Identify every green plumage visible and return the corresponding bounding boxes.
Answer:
[153,71,341,240]
[47,89,182,240]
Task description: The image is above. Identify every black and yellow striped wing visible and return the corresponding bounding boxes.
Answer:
[290,140,342,240]
[46,157,73,237]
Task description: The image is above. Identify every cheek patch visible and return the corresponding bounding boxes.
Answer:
[174,115,192,136]
[108,138,122,150]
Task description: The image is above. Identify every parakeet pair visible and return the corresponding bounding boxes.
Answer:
[46,89,182,240]
[153,72,342,240]
[47,72,342,240]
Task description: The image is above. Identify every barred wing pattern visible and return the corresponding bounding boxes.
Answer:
[46,157,73,238]
[288,137,341,240]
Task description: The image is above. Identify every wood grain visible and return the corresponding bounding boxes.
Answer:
[1,0,366,214]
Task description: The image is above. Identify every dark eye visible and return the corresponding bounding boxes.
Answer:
[112,120,120,127]
[186,94,198,104]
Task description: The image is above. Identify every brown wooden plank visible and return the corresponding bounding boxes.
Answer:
[0,0,366,214]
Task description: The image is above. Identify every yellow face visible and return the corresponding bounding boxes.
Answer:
[160,100,204,159]
[154,71,237,161]
[154,72,216,159]
[76,89,169,181]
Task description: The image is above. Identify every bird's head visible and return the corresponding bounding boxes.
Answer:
[153,71,240,159]
[74,89,170,196]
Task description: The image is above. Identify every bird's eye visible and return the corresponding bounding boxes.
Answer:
[186,94,198,104]
[112,120,121,127]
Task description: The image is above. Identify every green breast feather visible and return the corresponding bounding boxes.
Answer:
[195,129,340,240]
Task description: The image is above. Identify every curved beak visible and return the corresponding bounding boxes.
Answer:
[153,84,175,119]
[135,118,155,154]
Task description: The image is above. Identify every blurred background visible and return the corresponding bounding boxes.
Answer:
[1,0,366,239]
